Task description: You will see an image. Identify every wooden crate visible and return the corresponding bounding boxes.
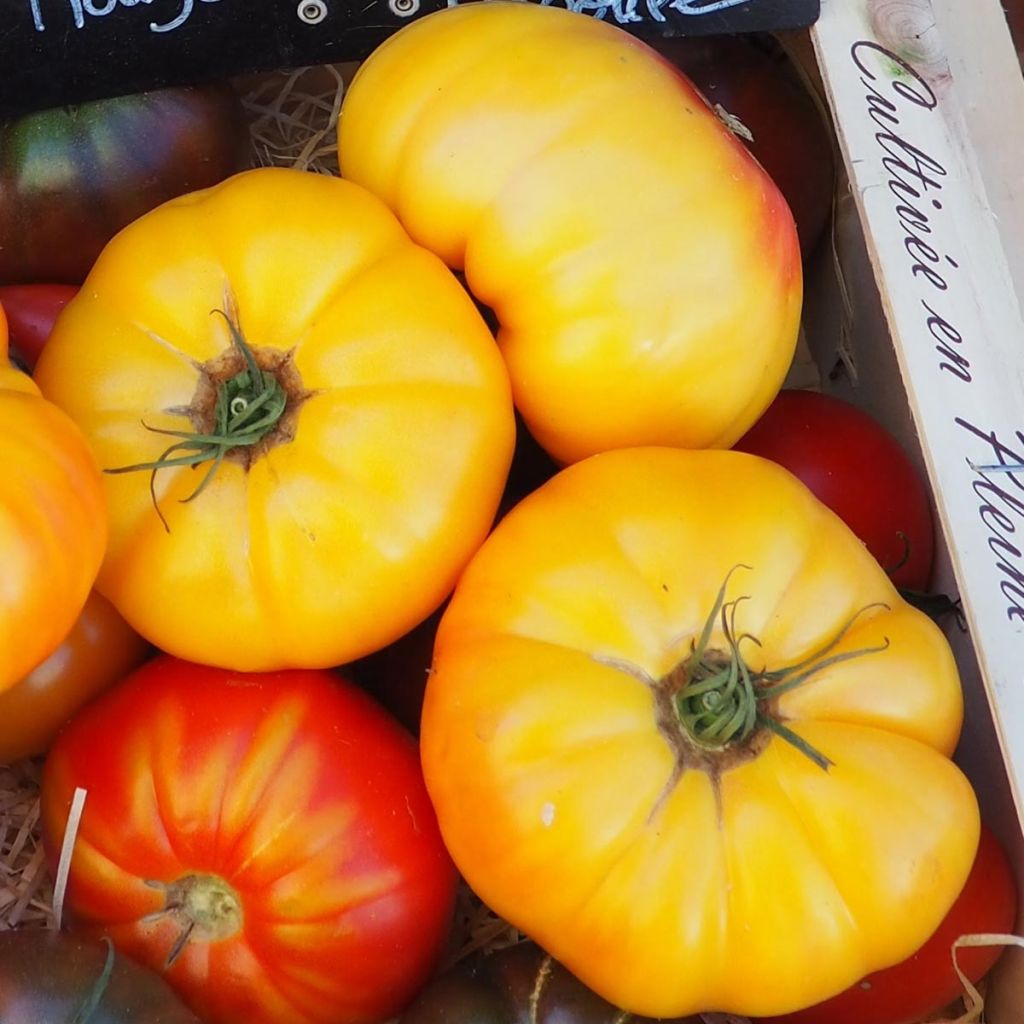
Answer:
[803,0,1024,1017]
[4,0,1024,1019]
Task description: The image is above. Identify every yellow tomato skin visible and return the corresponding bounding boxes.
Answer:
[35,167,515,671]
[0,316,106,692]
[338,2,802,464]
[421,447,978,1018]
[0,590,151,762]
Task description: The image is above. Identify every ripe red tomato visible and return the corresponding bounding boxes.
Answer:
[0,589,151,763]
[757,823,1017,1024]
[0,284,78,369]
[733,389,935,591]
[41,657,458,1024]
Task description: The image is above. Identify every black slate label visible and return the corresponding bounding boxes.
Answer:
[0,0,820,119]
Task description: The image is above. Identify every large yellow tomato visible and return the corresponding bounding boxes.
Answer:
[0,305,106,693]
[338,2,802,464]
[35,168,515,671]
[421,447,978,1018]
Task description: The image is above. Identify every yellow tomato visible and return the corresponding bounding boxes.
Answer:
[0,303,107,694]
[421,447,978,1018]
[35,168,515,671]
[338,2,802,464]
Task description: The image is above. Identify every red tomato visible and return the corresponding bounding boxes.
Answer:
[0,284,78,369]
[41,657,458,1024]
[0,589,151,762]
[734,389,935,591]
[758,823,1018,1024]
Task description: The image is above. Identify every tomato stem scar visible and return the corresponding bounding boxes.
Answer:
[105,294,303,532]
[143,873,243,967]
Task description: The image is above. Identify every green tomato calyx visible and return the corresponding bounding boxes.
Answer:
[106,299,308,532]
[670,565,891,771]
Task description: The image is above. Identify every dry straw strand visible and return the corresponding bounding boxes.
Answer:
[240,63,350,176]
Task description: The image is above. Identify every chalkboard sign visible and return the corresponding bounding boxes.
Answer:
[0,0,819,120]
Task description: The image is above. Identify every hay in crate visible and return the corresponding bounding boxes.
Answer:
[239,63,352,176]
[0,759,50,931]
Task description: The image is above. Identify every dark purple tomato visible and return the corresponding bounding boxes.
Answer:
[0,83,251,285]
[399,940,703,1024]
[0,928,201,1023]
[1007,0,1024,59]
[650,34,835,259]
[348,606,442,736]
[349,417,558,735]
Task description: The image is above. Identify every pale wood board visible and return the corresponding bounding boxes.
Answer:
[811,0,1024,829]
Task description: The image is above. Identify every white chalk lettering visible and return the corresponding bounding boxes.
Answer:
[447,0,761,25]
[28,0,221,34]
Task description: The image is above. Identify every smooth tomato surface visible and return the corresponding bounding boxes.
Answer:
[0,589,150,762]
[41,657,459,1024]
[760,823,1017,1024]
[339,2,802,463]
[0,283,78,368]
[734,390,935,590]
[35,167,515,671]
[421,447,977,1018]
[0,305,106,691]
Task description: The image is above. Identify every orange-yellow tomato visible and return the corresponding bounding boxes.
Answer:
[421,447,978,1019]
[0,305,106,693]
[0,590,151,762]
[338,2,802,464]
[35,167,515,672]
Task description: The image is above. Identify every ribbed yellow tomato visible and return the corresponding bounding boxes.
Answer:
[421,447,978,1018]
[338,2,802,464]
[35,168,515,671]
[0,305,106,693]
